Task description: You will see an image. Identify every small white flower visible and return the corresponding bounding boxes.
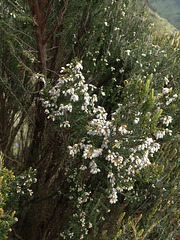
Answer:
[165,128,172,136]
[28,189,33,196]
[69,232,74,238]
[119,69,124,73]
[75,61,83,71]
[126,50,131,56]
[154,130,165,139]
[70,94,79,102]
[79,165,87,171]
[91,148,103,158]
[107,171,114,178]
[163,116,173,126]
[173,94,178,98]
[89,160,101,174]
[162,87,172,95]
[89,222,92,228]
[101,91,106,96]
[164,76,169,85]
[109,188,118,204]
[118,125,127,134]
[134,117,140,124]
[122,11,125,17]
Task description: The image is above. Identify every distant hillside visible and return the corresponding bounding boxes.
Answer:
[148,0,180,30]
[148,6,179,36]
[138,0,179,35]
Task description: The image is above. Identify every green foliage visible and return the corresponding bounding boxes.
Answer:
[0,152,37,239]
[100,145,179,239]
[41,61,178,239]
[0,0,179,239]
[38,0,180,239]
[0,152,16,239]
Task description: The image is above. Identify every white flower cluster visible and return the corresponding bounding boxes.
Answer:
[16,171,37,196]
[82,145,102,160]
[154,130,166,139]
[118,125,128,135]
[162,115,173,126]
[41,61,175,206]
[108,188,118,204]
[129,137,161,168]
[166,94,178,106]
[41,61,99,125]
[102,138,161,203]
[162,87,172,95]
[134,117,140,124]
[106,150,123,168]
[157,85,178,108]
[87,107,112,137]
[60,168,94,239]
[69,143,102,174]
[89,160,101,174]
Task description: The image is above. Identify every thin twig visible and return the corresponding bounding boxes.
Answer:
[44,0,69,44]
[1,61,31,101]
[0,152,19,164]
[43,0,55,27]
[40,0,48,10]
[7,0,24,14]
[0,76,35,126]
[12,227,24,240]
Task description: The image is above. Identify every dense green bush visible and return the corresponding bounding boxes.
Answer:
[0,0,179,239]
[0,153,37,239]
[0,153,16,239]
[39,1,180,239]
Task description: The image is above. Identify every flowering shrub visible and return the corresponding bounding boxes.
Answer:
[40,59,179,239]
[1,0,179,239]
[0,152,37,238]
[102,143,180,240]
[7,167,37,214]
[0,153,16,239]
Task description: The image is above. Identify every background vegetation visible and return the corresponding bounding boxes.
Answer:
[148,0,180,30]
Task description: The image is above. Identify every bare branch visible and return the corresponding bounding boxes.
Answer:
[28,0,40,19]
[7,0,24,14]
[40,0,49,11]
[0,76,35,126]
[44,0,69,44]
[12,227,24,240]
[43,0,55,27]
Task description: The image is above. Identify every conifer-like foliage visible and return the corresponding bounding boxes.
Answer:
[0,153,36,239]
[0,0,179,239]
